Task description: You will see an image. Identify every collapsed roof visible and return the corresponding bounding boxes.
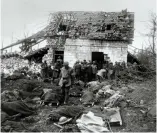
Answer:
[1,9,134,51]
[24,47,49,59]
[48,10,134,42]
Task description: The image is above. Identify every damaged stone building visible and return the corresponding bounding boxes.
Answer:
[1,10,134,67]
[45,10,134,67]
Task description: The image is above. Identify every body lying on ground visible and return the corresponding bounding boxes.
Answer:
[1,100,37,117]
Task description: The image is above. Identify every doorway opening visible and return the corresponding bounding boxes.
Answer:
[54,51,64,63]
[92,52,104,70]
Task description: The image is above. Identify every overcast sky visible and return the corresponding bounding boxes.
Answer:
[1,0,156,52]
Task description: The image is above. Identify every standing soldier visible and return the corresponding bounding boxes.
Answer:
[121,61,126,70]
[107,62,114,80]
[41,61,48,79]
[53,60,62,80]
[87,62,93,82]
[47,65,53,78]
[82,60,88,83]
[59,62,73,104]
[114,62,121,79]
[74,60,82,81]
[91,61,98,80]
[80,61,84,81]
[56,56,63,64]
[103,63,108,79]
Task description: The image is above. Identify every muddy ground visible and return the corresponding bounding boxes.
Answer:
[1,77,156,132]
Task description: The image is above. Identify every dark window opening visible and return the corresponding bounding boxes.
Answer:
[54,51,64,62]
[58,25,67,31]
[106,25,111,30]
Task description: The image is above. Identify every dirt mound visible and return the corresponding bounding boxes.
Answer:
[126,78,156,106]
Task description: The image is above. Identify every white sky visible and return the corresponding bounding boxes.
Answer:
[1,0,157,52]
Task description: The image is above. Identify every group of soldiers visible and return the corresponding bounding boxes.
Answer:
[40,57,63,80]
[40,56,135,104]
[73,60,128,82]
[40,57,129,83]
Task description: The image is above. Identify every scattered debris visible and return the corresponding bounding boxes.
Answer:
[103,91,124,107]
[76,111,109,133]
[103,107,122,126]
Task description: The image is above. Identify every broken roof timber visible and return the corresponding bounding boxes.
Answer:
[24,46,49,59]
[1,26,48,51]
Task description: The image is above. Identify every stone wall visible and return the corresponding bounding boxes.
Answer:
[64,39,128,67]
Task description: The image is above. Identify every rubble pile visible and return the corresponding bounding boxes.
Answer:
[1,57,29,75]
[28,62,41,74]
[42,47,54,66]
[1,57,42,78]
